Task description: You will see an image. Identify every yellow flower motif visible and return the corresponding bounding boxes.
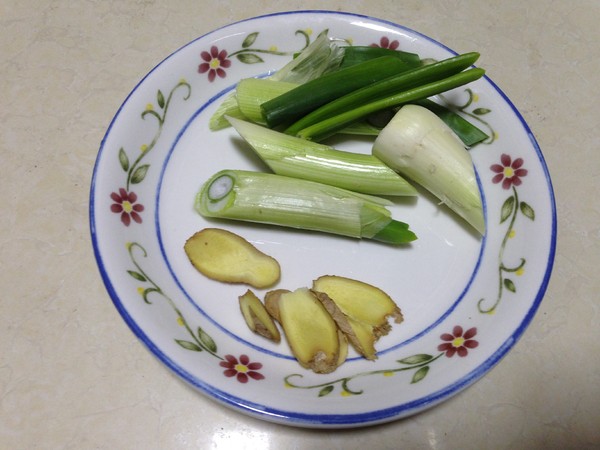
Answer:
[137,287,145,296]
[305,28,313,36]
[145,103,154,111]
[346,38,354,45]
[269,45,278,52]
[177,316,185,326]
[509,229,516,239]
[383,371,394,377]
[493,131,500,140]
[140,144,148,153]
[284,381,292,388]
[340,390,352,397]
[516,267,525,276]
[473,93,480,102]
[179,78,187,84]
[125,242,132,250]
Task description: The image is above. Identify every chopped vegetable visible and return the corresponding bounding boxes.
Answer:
[226,116,417,196]
[265,288,348,373]
[195,169,417,245]
[268,30,345,84]
[209,30,344,130]
[339,46,422,69]
[261,56,413,128]
[239,289,281,342]
[284,52,480,137]
[415,98,489,146]
[235,78,297,125]
[372,104,485,234]
[184,228,281,288]
[313,276,403,360]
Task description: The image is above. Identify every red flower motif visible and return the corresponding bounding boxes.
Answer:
[110,188,144,226]
[371,36,400,50]
[198,46,231,82]
[490,153,528,189]
[438,326,478,357]
[220,354,264,383]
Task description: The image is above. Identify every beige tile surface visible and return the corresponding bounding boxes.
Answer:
[1,0,598,448]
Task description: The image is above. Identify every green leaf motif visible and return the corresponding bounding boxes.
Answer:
[131,164,150,184]
[504,278,516,293]
[237,53,264,64]
[175,339,203,352]
[198,327,217,353]
[242,32,259,48]
[520,201,535,221]
[119,147,129,171]
[411,366,430,384]
[318,385,334,397]
[397,354,433,365]
[127,270,146,282]
[157,89,165,109]
[473,107,491,115]
[500,196,515,223]
[142,287,160,304]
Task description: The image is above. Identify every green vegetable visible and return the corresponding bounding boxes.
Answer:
[285,52,480,137]
[415,98,489,147]
[261,56,413,128]
[340,46,422,69]
[226,116,417,196]
[196,169,417,245]
[209,30,344,130]
[372,104,485,235]
[295,67,485,142]
[236,78,298,125]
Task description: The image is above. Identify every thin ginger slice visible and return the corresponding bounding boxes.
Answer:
[265,288,347,374]
[312,275,403,360]
[184,228,280,288]
[238,290,281,342]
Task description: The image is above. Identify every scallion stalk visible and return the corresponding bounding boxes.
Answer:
[372,104,485,235]
[340,46,422,69]
[285,52,480,136]
[195,169,417,244]
[209,30,343,130]
[236,78,298,125]
[295,67,485,142]
[226,116,417,196]
[261,56,413,128]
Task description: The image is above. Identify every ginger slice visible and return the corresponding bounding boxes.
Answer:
[265,288,347,374]
[184,228,280,288]
[312,275,403,360]
[238,290,281,343]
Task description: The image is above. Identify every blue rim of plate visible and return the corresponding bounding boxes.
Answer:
[90,10,557,427]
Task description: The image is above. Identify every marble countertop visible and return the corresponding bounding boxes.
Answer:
[2,1,598,448]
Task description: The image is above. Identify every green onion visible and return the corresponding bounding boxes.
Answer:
[372,104,485,235]
[269,30,345,83]
[415,98,488,147]
[340,46,422,69]
[195,169,417,244]
[209,30,343,131]
[236,78,298,125]
[295,67,485,142]
[261,56,413,128]
[285,52,480,137]
[209,94,247,131]
[226,116,417,196]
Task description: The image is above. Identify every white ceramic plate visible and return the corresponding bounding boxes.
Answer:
[90,11,556,428]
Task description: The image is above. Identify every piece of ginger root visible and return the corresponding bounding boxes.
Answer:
[312,275,403,360]
[184,228,280,288]
[238,289,281,343]
[265,288,347,374]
